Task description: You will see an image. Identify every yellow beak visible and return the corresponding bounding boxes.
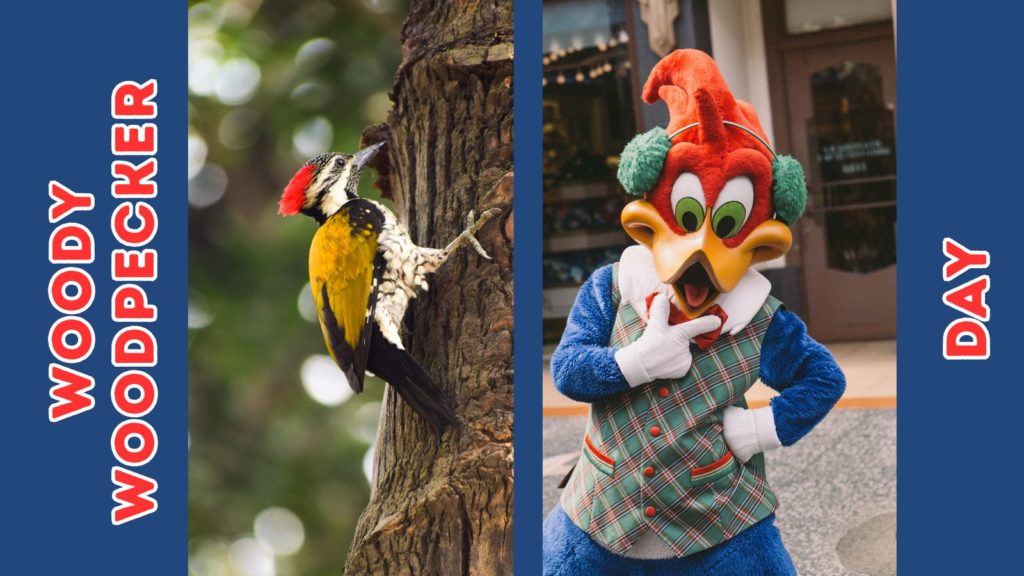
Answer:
[620,199,793,316]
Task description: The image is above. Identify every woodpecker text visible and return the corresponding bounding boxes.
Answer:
[46,79,162,526]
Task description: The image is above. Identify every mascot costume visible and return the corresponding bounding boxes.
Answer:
[542,49,846,575]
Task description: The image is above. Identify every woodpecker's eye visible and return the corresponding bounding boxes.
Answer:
[711,176,754,239]
[670,172,706,233]
[335,157,346,168]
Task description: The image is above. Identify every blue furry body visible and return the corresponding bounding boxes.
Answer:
[545,264,845,572]
[544,505,796,576]
[549,264,845,444]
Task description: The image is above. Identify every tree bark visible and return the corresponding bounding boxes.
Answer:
[344,1,513,575]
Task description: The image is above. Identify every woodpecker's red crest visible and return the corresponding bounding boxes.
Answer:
[279,163,316,216]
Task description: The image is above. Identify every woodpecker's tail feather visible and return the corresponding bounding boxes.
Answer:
[367,325,457,441]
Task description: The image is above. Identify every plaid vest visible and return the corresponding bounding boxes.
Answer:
[561,263,781,557]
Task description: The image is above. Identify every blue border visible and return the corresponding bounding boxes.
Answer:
[2,1,186,572]
[513,0,543,572]
[897,3,1020,572]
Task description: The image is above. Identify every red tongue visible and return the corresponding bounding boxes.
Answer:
[684,282,710,308]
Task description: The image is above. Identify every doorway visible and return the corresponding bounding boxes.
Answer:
[766,13,896,341]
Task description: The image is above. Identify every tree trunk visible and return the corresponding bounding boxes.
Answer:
[344,1,514,575]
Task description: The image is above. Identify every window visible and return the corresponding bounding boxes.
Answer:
[543,0,637,342]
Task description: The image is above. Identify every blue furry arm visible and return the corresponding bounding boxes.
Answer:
[760,309,846,446]
[550,265,630,402]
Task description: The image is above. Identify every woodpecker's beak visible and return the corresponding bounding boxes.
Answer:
[352,142,385,170]
[621,199,792,316]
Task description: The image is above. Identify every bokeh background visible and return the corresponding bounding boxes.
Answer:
[187,1,408,575]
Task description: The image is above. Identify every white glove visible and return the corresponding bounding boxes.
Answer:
[722,405,782,463]
[614,294,722,387]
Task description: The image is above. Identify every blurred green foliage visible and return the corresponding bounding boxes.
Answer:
[187,1,407,574]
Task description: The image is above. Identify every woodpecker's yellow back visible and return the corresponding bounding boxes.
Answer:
[308,200,383,391]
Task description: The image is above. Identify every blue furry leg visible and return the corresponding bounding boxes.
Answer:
[543,503,631,575]
[543,504,796,576]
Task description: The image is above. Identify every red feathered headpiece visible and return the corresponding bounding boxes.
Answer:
[642,50,775,246]
[643,49,771,157]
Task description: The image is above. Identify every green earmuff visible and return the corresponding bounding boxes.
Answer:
[617,121,808,225]
[770,155,807,226]
[618,127,672,198]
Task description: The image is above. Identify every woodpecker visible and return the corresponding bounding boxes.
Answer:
[278,142,498,439]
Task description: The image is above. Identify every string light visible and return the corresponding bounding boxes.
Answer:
[541,27,631,86]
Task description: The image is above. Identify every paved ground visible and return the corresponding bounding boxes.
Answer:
[542,408,896,575]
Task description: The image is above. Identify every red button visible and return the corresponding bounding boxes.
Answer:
[649,426,661,437]
[658,388,669,398]
[644,466,655,477]
[645,506,656,517]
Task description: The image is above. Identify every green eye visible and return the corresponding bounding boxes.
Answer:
[670,172,706,232]
[674,197,705,232]
[712,201,747,238]
[711,176,754,238]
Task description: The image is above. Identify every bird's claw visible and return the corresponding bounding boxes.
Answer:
[467,208,501,231]
[458,208,500,259]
